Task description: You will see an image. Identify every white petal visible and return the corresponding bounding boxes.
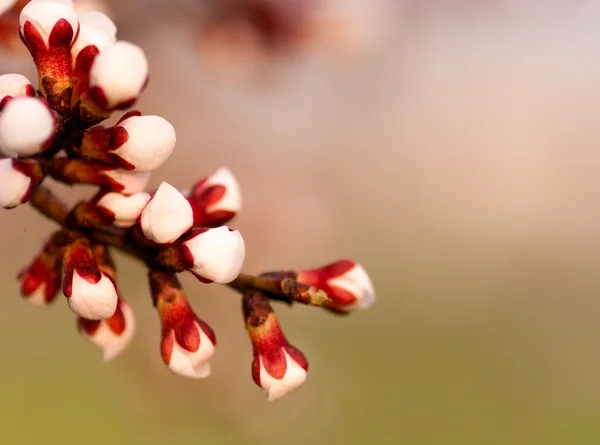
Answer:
[0,74,33,103]
[184,226,245,284]
[101,169,150,194]
[167,322,215,379]
[96,191,150,228]
[114,115,176,172]
[198,167,242,214]
[71,11,116,62]
[328,263,375,310]
[259,351,308,402]
[0,97,55,157]
[20,1,79,46]
[140,182,193,244]
[89,41,148,109]
[81,301,135,361]
[68,271,118,320]
[0,159,31,208]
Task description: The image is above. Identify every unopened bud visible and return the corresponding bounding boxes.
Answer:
[71,10,116,64]
[297,259,375,313]
[78,299,135,361]
[96,191,150,228]
[0,97,55,157]
[0,158,44,208]
[139,182,193,244]
[0,74,36,109]
[188,167,242,227]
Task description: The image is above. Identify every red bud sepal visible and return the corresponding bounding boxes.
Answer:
[149,269,216,379]
[243,290,308,401]
[18,229,71,306]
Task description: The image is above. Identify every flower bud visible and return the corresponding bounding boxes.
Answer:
[96,191,150,228]
[63,238,118,320]
[150,270,216,379]
[88,40,148,110]
[139,182,193,244]
[100,168,150,194]
[181,227,245,284]
[0,97,55,157]
[297,259,375,313]
[79,113,176,172]
[243,290,308,401]
[188,167,242,227]
[71,10,116,64]
[0,73,36,108]
[18,230,69,306]
[0,158,44,208]
[78,299,135,361]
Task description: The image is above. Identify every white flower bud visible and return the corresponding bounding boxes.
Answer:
[183,226,245,284]
[258,350,308,402]
[20,0,79,47]
[67,270,118,320]
[101,169,150,195]
[0,74,34,104]
[0,158,30,209]
[327,263,375,310]
[113,115,176,172]
[96,191,150,228]
[140,182,193,244]
[71,11,117,62]
[166,321,215,379]
[79,300,135,362]
[0,97,55,157]
[89,41,148,109]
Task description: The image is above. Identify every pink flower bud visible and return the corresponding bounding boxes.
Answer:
[297,259,375,313]
[0,73,35,108]
[139,182,193,244]
[88,40,148,110]
[78,299,135,361]
[244,291,308,401]
[71,10,116,63]
[96,191,150,228]
[181,227,245,284]
[63,239,118,320]
[188,167,242,227]
[0,158,31,208]
[0,96,55,157]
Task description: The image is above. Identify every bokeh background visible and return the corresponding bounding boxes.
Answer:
[3,0,600,444]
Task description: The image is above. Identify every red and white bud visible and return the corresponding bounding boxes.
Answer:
[110,115,176,172]
[0,158,31,208]
[244,291,308,401]
[297,259,375,313]
[100,169,150,194]
[96,191,150,228]
[139,182,193,244]
[0,74,35,108]
[162,319,216,379]
[182,227,245,284]
[78,299,135,361]
[188,167,242,227]
[71,10,116,62]
[18,232,66,306]
[19,0,78,47]
[0,97,55,157]
[63,239,118,320]
[150,270,217,379]
[88,40,148,110]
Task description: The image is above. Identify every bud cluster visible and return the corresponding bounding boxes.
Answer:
[2,0,375,402]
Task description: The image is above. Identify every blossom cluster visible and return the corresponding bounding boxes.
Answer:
[0,0,375,401]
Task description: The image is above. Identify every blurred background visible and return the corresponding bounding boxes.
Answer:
[3,0,600,443]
